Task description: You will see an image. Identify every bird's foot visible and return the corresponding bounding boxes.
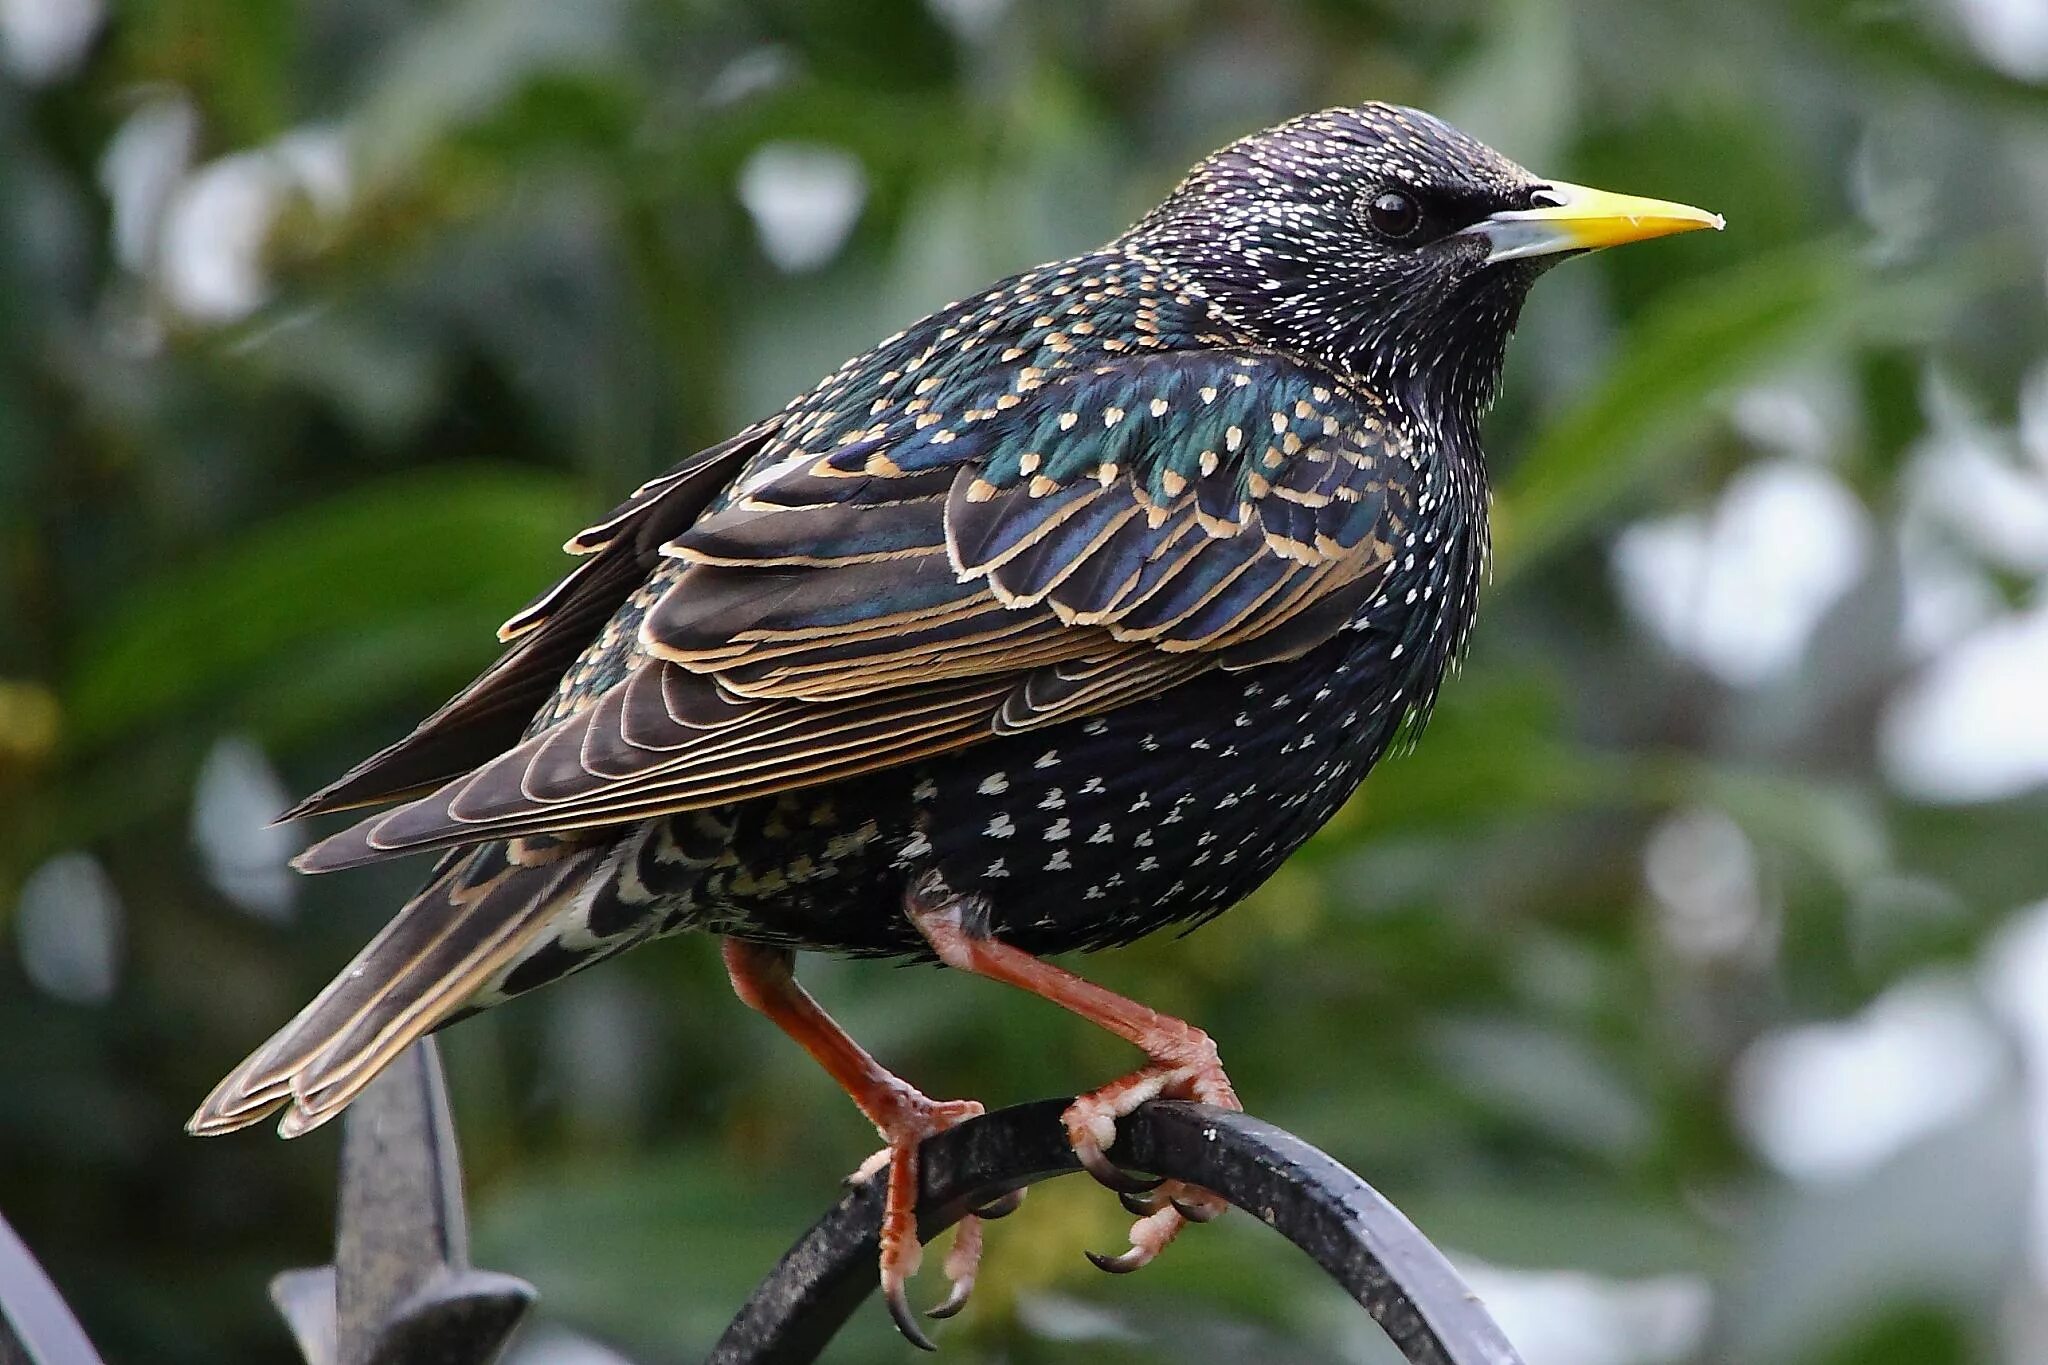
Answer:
[851,1090,1002,1350]
[1064,1036,1239,1273]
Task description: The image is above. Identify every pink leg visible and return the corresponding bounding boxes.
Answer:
[906,885,1237,1272]
[722,938,1002,1348]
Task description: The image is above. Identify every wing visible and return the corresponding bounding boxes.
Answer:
[279,421,780,819]
[297,349,1415,870]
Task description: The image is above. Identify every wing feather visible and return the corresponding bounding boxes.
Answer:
[294,348,1416,869]
[279,422,777,820]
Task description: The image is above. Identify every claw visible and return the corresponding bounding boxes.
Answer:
[1119,1188,1165,1217]
[926,1278,974,1321]
[1089,1200,1187,1275]
[1074,1140,1163,1195]
[972,1188,1026,1220]
[884,1268,939,1351]
[1085,1245,1150,1275]
[1171,1190,1223,1223]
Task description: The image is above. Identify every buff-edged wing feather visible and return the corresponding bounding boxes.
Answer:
[279,422,779,821]
[293,350,1413,871]
[187,836,612,1135]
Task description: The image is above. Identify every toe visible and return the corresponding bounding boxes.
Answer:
[926,1217,983,1320]
[879,1143,938,1347]
[868,1095,996,1343]
[1087,1203,1186,1275]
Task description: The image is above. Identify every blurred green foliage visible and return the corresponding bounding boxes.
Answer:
[4,1,2047,1362]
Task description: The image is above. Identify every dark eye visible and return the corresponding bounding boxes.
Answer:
[1365,188,1422,239]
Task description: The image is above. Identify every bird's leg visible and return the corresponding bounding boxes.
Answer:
[906,878,1237,1273]
[722,938,998,1349]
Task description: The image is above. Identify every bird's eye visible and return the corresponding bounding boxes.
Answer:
[1365,189,1423,240]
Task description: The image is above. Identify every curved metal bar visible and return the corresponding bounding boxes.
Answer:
[707,1098,1525,1365]
[0,1211,105,1365]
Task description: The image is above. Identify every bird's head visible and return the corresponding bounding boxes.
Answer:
[1126,104,1721,431]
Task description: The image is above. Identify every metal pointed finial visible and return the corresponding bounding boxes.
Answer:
[271,1039,536,1365]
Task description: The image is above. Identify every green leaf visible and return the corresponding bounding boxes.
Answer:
[1494,238,2018,577]
[63,466,585,750]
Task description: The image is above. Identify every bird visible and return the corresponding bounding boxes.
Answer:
[187,103,1719,1346]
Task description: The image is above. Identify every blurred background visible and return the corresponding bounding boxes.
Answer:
[4,0,2048,1361]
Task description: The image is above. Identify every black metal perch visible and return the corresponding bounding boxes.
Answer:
[713,1096,1525,1365]
[0,1039,1525,1365]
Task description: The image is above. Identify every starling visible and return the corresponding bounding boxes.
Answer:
[189,105,1718,1344]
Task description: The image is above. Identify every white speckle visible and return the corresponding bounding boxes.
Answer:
[1035,749,1060,769]
[984,813,1015,838]
[979,772,1009,795]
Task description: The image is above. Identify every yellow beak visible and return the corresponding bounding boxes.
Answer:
[1465,179,1724,264]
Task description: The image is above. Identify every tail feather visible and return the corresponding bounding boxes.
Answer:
[188,839,610,1138]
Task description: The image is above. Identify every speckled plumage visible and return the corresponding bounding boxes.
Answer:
[193,105,1572,1137]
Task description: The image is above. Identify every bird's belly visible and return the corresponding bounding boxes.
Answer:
[914,641,1407,953]
[692,629,1419,959]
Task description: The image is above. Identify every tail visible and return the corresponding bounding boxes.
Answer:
[187,836,613,1138]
